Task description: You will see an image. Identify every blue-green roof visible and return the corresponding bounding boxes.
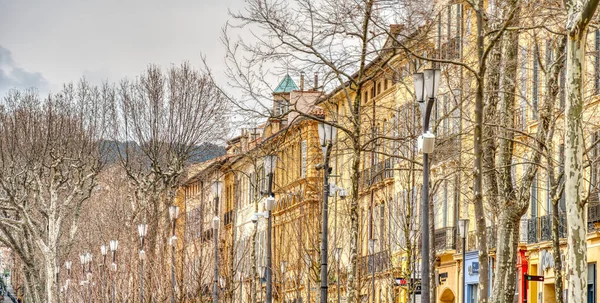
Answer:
[273,74,298,93]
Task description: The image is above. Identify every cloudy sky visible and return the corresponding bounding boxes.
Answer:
[0,0,244,96]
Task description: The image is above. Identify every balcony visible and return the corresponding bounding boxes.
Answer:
[359,158,394,190]
[431,136,460,164]
[360,251,389,274]
[515,107,525,131]
[588,202,600,232]
[223,209,234,226]
[434,227,456,251]
[466,226,496,251]
[527,215,567,243]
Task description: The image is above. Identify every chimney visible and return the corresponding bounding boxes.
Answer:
[300,72,305,91]
[314,72,318,90]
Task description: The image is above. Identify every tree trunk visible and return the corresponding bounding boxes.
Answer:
[346,144,361,303]
[474,2,490,300]
[552,196,564,303]
[564,31,588,303]
[491,213,520,303]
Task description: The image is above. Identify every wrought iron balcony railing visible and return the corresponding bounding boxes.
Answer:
[434,227,456,251]
[360,251,390,274]
[527,215,567,243]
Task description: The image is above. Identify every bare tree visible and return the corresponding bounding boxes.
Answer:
[112,62,229,301]
[0,82,110,303]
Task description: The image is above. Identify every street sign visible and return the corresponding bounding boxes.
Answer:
[525,274,544,282]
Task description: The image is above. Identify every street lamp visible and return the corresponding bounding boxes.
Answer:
[85,253,93,302]
[458,218,470,303]
[212,215,220,303]
[334,247,342,303]
[79,254,86,303]
[56,265,60,303]
[169,205,180,303]
[138,224,148,303]
[413,68,441,303]
[101,245,107,303]
[317,121,337,303]
[263,153,277,303]
[65,261,72,303]
[109,239,118,303]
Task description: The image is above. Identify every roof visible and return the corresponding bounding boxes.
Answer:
[273,74,299,93]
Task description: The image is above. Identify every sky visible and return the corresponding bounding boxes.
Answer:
[0,0,244,97]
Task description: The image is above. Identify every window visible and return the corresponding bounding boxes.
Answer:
[520,46,528,104]
[532,44,540,120]
[467,284,479,303]
[531,174,538,218]
[559,59,566,109]
[595,30,600,95]
[559,144,566,212]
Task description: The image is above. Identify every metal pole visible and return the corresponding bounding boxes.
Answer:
[214,202,219,303]
[266,172,274,303]
[336,258,340,303]
[140,258,144,303]
[57,269,60,303]
[103,257,106,303]
[462,236,466,303]
[171,219,176,303]
[307,261,311,303]
[320,143,332,303]
[420,96,434,303]
[371,251,375,303]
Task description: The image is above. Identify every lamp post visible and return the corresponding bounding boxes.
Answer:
[211,180,222,303]
[56,265,60,303]
[85,253,92,303]
[169,205,180,303]
[79,254,86,303]
[212,215,221,303]
[109,240,118,303]
[458,219,469,303]
[334,247,342,303]
[413,68,441,303]
[101,245,107,303]
[317,122,337,303]
[65,261,72,303]
[263,154,277,303]
[138,224,148,303]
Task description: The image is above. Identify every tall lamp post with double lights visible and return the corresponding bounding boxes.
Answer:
[212,214,221,303]
[85,253,93,303]
[169,205,180,303]
[79,253,87,303]
[413,68,441,303]
[109,239,118,303]
[101,245,108,302]
[211,180,222,303]
[458,219,469,303]
[65,261,72,303]
[138,224,148,303]
[263,154,277,303]
[317,122,337,303]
